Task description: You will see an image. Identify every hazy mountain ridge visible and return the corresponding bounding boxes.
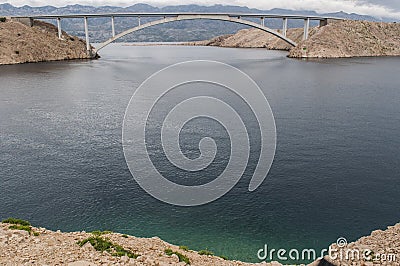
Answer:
[0,3,396,43]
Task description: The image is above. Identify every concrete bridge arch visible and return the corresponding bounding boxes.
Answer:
[94,15,298,52]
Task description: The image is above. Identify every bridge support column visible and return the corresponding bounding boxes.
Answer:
[303,18,310,40]
[261,17,264,27]
[57,17,62,39]
[138,16,141,26]
[111,16,115,37]
[84,16,90,52]
[282,18,287,37]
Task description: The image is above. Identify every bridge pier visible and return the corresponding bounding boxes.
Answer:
[303,18,310,40]
[282,18,288,37]
[56,18,62,39]
[138,16,141,26]
[84,16,91,53]
[260,17,264,27]
[111,16,115,37]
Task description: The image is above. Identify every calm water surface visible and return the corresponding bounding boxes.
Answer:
[1,44,399,263]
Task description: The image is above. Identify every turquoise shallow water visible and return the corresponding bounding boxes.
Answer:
[1,44,399,263]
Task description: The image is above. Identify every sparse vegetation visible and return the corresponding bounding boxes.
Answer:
[179,245,189,251]
[165,248,190,264]
[91,230,113,236]
[77,236,138,259]
[0,17,6,22]
[198,249,214,256]
[122,234,128,238]
[219,255,228,260]
[78,236,110,251]
[9,224,32,233]
[2,217,31,226]
[3,218,41,236]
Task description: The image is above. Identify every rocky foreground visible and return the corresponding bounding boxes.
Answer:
[0,220,399,266]
[311,224,400,266]
[0,221,274,266]
[0,19,94,65]
[189,20,400,58]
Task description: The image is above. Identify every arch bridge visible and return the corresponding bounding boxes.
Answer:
[12,13,342,55]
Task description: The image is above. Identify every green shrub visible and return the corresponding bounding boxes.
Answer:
[122,234,128,238]
[77,236,138,258]
[219,255,228,260]
[91,230,113,236]
[179,245,189,251]
[78,236,112,252]
[9,224,32,233]
[33,232,40,236]
[112,243,137,258]
[198,249,214,256]
[165,248,173,256]
[2,217,31,226]
[165,248,190,264]
[0,17,6,22]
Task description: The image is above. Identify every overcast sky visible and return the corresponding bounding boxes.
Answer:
[2,0,400,18]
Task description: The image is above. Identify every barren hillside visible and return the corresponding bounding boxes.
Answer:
[0,19,94,65]
[289,20,400,58]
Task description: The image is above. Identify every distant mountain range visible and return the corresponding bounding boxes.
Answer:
[1,3,397,42]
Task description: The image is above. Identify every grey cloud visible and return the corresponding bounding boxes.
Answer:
[364,0,400,11]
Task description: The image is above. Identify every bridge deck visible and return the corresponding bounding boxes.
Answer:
[11,13,343,21]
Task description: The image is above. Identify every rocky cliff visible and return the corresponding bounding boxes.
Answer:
[0,19,95,65]
[289,20,400,58]
[0,222,274,266]
[310,223,400,266]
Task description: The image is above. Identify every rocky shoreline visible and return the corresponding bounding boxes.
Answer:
[0,221,273,266]
[188,20,400,58]
[186,27,316,51]
[1,219,399,266]
[0,19,95,65]
[289,20,400,58]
